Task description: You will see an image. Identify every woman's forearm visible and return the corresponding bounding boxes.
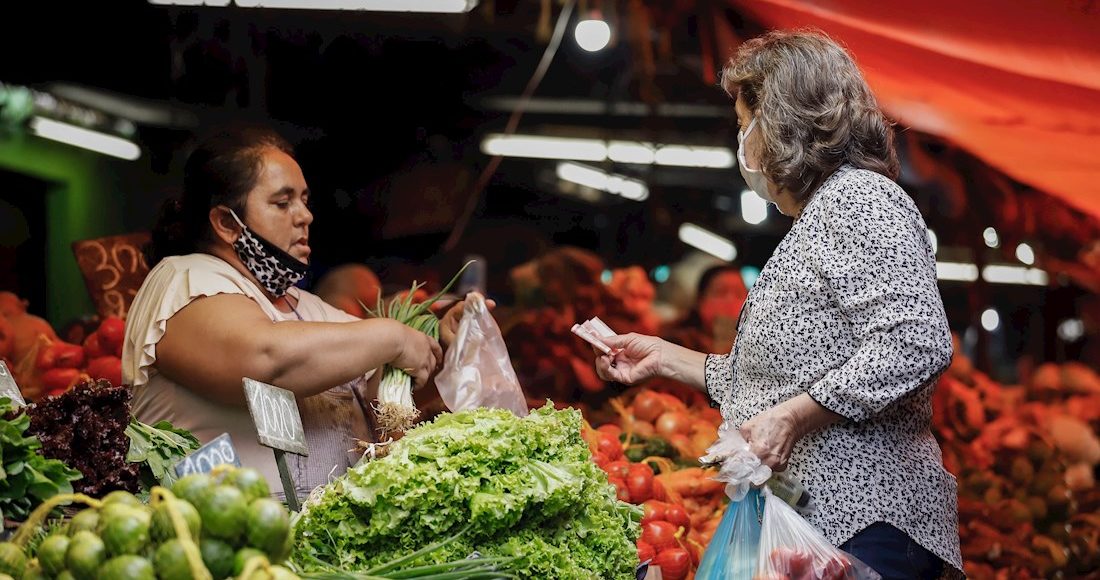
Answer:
[782,393,842,439]
[660,341,709,393]
[261,318,404,394]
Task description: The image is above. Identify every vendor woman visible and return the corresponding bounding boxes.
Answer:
[123,127,458,495]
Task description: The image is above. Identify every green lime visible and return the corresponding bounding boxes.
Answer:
[0,542,25,579]
[65,531,106,580]
[226,468,271,503]
[232,548,266,577]
[57,572,76,580]
[95,555,154,580]
[172,474,213,506]
[101,491,143,508]
[68,510,100,536]
[98,507,151,556]
[150,499,201,542]
[153,540,196,580]
[271,525,294,564]
[199,538,234,579]
[36,535,70,576]
[244,498,290,556]
[196,486,248,543]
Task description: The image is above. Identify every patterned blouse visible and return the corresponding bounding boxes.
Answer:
[704,165,963,572]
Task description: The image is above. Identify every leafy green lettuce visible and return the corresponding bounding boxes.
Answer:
[294,405,641,579]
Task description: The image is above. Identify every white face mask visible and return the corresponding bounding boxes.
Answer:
[737,117,775,203]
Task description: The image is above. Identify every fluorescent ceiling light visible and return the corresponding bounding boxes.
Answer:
[30,117,140,161]
[152,0,476,11]
[936,261,1048,286]
[983,227,1000,248]
[574,19,611,52]
[741,189,768,225]
[936,262,979,282]
[481,134,733,168]
[556,162,648,201]
[982,265,1048,286]
[1016,243,1036,266]
[981,308,1000,332]
[678,223,736,261]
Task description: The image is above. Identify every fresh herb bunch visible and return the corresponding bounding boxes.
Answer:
[0,397,81,521]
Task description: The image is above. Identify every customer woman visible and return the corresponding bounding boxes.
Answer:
[592,30,961,578]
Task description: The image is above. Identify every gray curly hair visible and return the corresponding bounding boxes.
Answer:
[721,29,899,200]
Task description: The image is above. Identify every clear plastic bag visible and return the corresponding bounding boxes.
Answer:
[695,487,763,580]
[700,422,772,501]
[435,293,528,417]
[755,488,880,580]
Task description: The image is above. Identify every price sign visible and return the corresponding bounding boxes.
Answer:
[0,361,25,407]
[243,378,309,456]
[174,433,241,478]
[243,378,308,511]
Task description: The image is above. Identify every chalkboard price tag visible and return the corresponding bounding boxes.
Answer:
[174,433,241,478]
[0,362,26,407]
[243,378,309,456]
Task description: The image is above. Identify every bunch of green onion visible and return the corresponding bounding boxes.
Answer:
[363,262,473,435]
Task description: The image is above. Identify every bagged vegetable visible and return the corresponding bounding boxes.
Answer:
[695,487,763,580]
[435,293,527,416]
[756,488,880,580]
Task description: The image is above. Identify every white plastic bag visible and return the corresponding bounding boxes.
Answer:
[435,293,528,417]
[700,422,772,501]
[756,488,880,580]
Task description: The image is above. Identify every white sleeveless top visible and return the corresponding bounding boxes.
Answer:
[122,253,376,496]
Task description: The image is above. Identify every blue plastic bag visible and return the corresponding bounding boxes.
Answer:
[695,487,763,580]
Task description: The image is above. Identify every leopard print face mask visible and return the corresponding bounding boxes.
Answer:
[229,209,308,297]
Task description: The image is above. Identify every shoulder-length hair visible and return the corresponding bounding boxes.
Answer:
[721,29,899,199]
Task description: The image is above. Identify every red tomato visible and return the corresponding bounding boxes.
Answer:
[54,342,85,369]
[608,477,631,502]
[641,501,668,525]
[654,547,691,580]
[637,540,656,564]
[83,332,106,359]
[641,521,679,552]
[629,420,656,438]
[665,504,692,532]
[821,556,853,580]
[591,451,610,468]
[655,393,687,412]
[86,356,122,387]
[656,411,693,437]
[633,391,664,422]
[597,423,623,439]
[597,432,623,460]
[651,478,669,502]
[97,317,125,353]
[604,460,631,480]
[35,344,59,370]
[698,407,724,427]
[41,368,80,393]
[626,464,654,503]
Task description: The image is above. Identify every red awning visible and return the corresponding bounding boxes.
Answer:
[720,0,1100,217]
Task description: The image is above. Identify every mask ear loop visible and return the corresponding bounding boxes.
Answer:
[227,208,247,230]
[738,117,761,173]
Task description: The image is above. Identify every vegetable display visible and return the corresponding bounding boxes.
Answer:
[1,465,296,580]
[293,405,642,580]
[21,380,142,496]
[0,397,81,522]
